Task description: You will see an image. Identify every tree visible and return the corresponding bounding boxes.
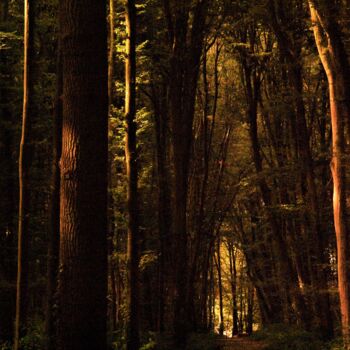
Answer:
[57,0,108,349]
[162,1,209,343]
[309,1,350,347]
[125,0,140,349]
[14,0,35,348]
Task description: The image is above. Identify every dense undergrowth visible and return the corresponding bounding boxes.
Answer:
[252,324,345,350]
[2,322,347,350]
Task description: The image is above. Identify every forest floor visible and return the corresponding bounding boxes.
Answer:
[215,336,267,350]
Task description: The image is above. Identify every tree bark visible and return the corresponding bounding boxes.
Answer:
[14,1,35,348]
[125,0,140,348]
[57,0,108,349]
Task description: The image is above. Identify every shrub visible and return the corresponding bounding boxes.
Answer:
[251,324,326,350]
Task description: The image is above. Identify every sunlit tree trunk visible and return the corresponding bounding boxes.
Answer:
[309,2,350,347]
[57,0,108,348]
[14,1,35,348]
[125,0,140,348]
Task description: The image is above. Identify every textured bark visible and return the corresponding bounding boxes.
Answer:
[125,0,140,348]
[309,2,350,347]
[14,1,35,348]
[57,1,108,349]
[45,41,62,350]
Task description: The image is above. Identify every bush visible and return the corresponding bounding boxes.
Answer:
[186,332,218,350]
[19,317,45,350]
[251,324,326,350]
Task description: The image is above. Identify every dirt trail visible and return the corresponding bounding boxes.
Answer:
[216,337,267,350]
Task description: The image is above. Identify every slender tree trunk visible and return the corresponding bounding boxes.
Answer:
[217,237,224,336]
[209,254,215,331]
[57,0,108,348]
[14,1,35,348]
[108,0,117,333]
[125,0,140,348]
[309,2,350,347]
[108,0,115,110]
[228,244,238,336]
[246,283,254,335]
[45,40,62,350]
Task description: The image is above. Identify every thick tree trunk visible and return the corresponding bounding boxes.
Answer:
[309,2,350,347]
[57,0,108,349]
[125,0,140,348]
[14,1,35,348]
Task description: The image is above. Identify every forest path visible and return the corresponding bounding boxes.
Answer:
[216,337,267,350]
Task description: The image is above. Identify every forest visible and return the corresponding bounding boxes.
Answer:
[1,0,350,349]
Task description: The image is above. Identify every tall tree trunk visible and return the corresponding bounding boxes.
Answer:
[217,237,224,336]
[0,0,16,343]
[125,0,140,348]
[162,1,208,344]
[309,2,350,347]
[57,0,108,349]
[153,87,172,333]
[45,40,62,350]
[14,1,35,348]
[228,243,238,336]
[108,0,117,333]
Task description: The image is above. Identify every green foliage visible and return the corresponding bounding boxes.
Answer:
[185,332,218,350]
[252,324,327,350]
[0,342,11,350]
[328,338,346,350]
[140,332,157,350]
[19,318,45,350]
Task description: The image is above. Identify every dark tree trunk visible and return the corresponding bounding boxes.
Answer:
[57,0,108,349]
[14,1,35,348]
[216,237,224,336]
[0,1,16,343]
[45,40,62,350]
[228,243,238,336]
